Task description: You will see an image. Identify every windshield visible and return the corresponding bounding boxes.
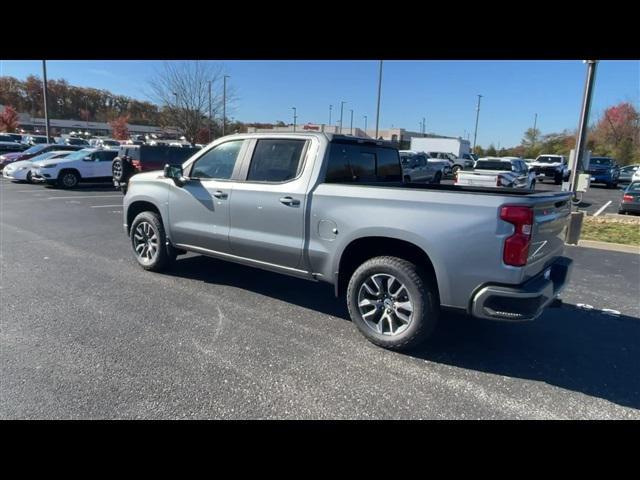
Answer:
[30,151,63,162]
[536,156,562,164]
[475,160,511,171]
[627,182,640,192]
[24,144,49,155]
[591,157,613,166]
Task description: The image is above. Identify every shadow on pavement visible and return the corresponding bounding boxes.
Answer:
[43,183,120,193]
[166,255,640,411]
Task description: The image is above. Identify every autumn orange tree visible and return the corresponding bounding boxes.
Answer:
[591,102,640,165]
[0,105,20,132]
[110,115,130,140]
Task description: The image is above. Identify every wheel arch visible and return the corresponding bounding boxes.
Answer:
[126,200,163,236]
[335,236,440,303]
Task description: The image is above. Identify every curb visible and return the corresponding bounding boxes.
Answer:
[576,239,640,254]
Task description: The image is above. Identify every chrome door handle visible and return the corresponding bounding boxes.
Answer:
[213,190,228,199]
[279,196,300,206]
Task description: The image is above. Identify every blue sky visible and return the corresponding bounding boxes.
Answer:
[1,60,638,147]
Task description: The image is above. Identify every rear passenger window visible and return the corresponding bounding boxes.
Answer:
[325,143,401,183]
[247,139,306,182]
[96,151,118,161]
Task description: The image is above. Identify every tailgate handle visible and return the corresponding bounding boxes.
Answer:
[279,196,300,206]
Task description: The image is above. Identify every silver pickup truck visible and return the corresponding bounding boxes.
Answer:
[123,132,573,351]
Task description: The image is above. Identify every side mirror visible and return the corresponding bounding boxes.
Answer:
[164,164,186,186]
[83,156,93,161]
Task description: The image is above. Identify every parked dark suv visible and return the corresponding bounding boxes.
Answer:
[112,144,200,193]
[587,157,620,188]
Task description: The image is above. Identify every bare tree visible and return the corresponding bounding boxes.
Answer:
[147,61,236,144]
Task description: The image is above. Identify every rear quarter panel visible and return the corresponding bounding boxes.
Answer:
[308,183,532,308]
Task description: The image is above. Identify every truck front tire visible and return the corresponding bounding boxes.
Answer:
[130,211,176,272]
[346,256,439,351]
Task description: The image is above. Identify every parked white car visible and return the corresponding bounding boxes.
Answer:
[633,168,640,182]
[2,150,73,182]
[31,148,119,188]
[456,157,535,189]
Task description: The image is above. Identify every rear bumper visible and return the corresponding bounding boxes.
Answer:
[470,256,573,321]
[619,203,640,213]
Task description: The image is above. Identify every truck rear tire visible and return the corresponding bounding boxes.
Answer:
[130,211,176,272]
[346,256,439,351]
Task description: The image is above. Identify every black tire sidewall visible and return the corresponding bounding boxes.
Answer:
[346,256,438,351]
[130,211,173,271]
[59,171,79,188]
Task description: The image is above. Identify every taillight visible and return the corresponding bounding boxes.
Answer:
[623,194,633,202]
[500,205,533,267]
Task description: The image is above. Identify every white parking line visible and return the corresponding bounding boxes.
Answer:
[46,195,122,200]
[90,205,123,208]
[593,201,612,217]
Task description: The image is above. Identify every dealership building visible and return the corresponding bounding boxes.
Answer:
[245,123,460,146]
[1,105,173,138]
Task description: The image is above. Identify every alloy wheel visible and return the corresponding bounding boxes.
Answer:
[357,273,414,336]
[133,222,159,263]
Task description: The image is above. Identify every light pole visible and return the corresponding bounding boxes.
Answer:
[208,80,212,143]
[222,75,230,136]
[41,60,50,141]
[532,112,538,145]
[339,101,346,134]
[349,109,353,135]
[375,60,383,139]
[472,94,483,153]
[292,107,297,132]
[363,115,368,136]
[569,60,599,194]
[329,104,332,126]
[173,91,180,139]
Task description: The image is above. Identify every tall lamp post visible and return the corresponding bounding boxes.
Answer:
[41,60,51,141]
[292,107,297,132]
[329,104,332,126]
[208,80,213,143]
[339,101,346,134]
[569,60,599,194]
[375,60,383,139]
[173,91,180,139]
[349,109,354,135]
[363,115,368,137]
[472,94,483,153]
[222,75,230,136]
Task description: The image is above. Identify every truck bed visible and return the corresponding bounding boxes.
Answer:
[353,181,550,197]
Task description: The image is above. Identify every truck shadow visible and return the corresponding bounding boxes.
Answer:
[167,255,640,411]
[414,306,640,411]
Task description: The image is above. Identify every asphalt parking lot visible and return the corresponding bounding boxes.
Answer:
[1,178,639,419]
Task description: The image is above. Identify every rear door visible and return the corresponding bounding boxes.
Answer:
[93,150,118,178]
[228,137,310,269]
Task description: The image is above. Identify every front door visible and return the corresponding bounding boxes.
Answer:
[167,139,247,254]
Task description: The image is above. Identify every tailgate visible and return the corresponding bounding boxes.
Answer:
[456,171,500,187]
[524,193,571,279]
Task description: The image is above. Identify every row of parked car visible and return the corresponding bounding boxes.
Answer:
[1,140,202,191]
